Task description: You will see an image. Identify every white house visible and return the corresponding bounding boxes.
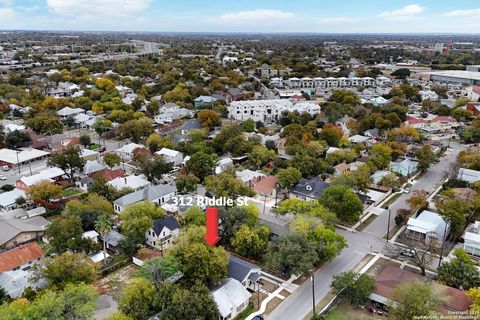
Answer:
[406,210,449,244]
[419,90,439,101]
[114,143,146,160]
[212,278,252,320]
[15,167,65,190]
[155,148,184,166]
[236,169,266,187]
[215,158,234,175]
[57,107,85,120]
[464,221,480,256]
[0,188,26,211]
[145,216,179,250]
[457,168,480,184]
[113,183,176,213]
[107,175,151,191]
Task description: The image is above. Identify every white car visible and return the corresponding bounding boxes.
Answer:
[0,175,7,181]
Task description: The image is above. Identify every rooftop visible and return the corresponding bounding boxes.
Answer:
[0,243,44,272]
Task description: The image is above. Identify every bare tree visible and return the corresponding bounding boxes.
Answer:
[384,237,439,276]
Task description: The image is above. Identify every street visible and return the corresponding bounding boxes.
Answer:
[266,143,464,320]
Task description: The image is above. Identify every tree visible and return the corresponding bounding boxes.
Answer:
[231,225,270,260]
[197,110,220,130]
[163,83,191,105]
[119,201,164,238]
[186,152,216,182]
[137,256,179,287]
[5,130,31,149]
[48,146,85,182]
[265,233,318,276]
[385,239,438,276]
[438,248,480,290]
[388,125,420,142]
[379,173,401,189]
[26,180,63,204]
[248,145,275,169]
[79,134,91,148]
[415,144,436,172]
[406,189,429,213]
[391,68,411,79]
[117,117,153,143]
[118,278,157,320]
[467,288,480,313]
[95,214,114,263]
[367,143,392,170]
[146,133,173,152]
[308,226,347,262]
[64,193,113,230]
[25,113,64,135]
[319,185,363,223]
[436,198,468,240]
[331,272,375,307]
[92,118,113,137]
[204,173,254,199]
[319,123,344,147]
[175,173,199,194]
[170,226,229,286]
[218,205,259,241]
[389,282,440,320]
[241,119,256,132]
[36,252,98,290]
[107,312,133,320]
[181,206,205,226]
[276,167,302,191]
[46,214,97,254]
[136,157,172,183]
[276,199,337,228]
[103,152,121,168]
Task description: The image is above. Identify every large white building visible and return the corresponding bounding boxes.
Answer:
[228,99,321,123]
[429,71,480,85]
[282,76,390,90]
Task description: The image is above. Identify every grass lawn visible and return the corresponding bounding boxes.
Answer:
[63,187,82,197]
[356,214,377,231]
[381,193,402,209]
[234,304,254,320]
[89,143,101,150]
[324,302,386,320]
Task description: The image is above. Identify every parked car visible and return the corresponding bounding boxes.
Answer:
[403,187,411,194]
[170,166,180,173]
[400,249,415,258]
[2,165,9,171]
[0,175,7,180]
[97,146,106,153]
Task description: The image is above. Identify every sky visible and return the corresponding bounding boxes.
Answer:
[0,1,480,33]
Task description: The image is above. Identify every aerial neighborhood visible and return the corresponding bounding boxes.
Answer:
[2,10,480,320]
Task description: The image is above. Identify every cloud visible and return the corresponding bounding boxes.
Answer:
[0,7,16,27]
[318,17,361,24]
[215,9,295,24]
[378,4,425,21]
[443,8,480,17]
[0,0,14,5]
[46,0,151,17]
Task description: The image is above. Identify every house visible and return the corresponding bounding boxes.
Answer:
[101,230,126,252]
[57,107,85,120]
[194,95,217,109]
[225,88,245,104]
[82,230,99,243]
[107,175,151,191]
[463,221,480,256]
[0,148,49,170]
[419,90,439,101]
[227,255,261,290]
[215,158,234,174]
[457,168,480,183]
[155,148,184,166]
[145,216,179,250]
[154,103,192,125]
[212,278,252,320]
[348,134,370,144]
[334,163,350,176]
[16,167,65,190]
[465,85,480,102]
[369,265,471,315]
[389,158,418,177]
[113,183,176,213]
[406,210,449,244]
[80,149,99,161]
[236,169,266,187]
[179,119,203,133]
[290,177,330,201]
[0,216,49,249]
[0,188,26,211]
[162,197,206,214]
[253,175,277,197]
[83,160,106,175]
[88,251,111,263]
[114,143,146,160]
[370,170,394,185]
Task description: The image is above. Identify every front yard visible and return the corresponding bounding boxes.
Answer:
[97,264,139,300]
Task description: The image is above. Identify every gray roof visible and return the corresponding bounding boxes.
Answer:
[102,230,126,247]
[114,183,176,207]
[227,255,261,284]
[291,177,330,199]
[180,119,203,131]
[0,217,49,246]
[153,216,179,235]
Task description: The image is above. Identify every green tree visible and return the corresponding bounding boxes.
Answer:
[276,167,302,191]
[331,272,375,307]
[136,157,172,183]
[92,118,113,137]
[438,248,480,290]
[231,225,270,260]
[389,282,440,320]
[25,113,64,135]
[45,214,95,253]
[175,173,199,194]
[241,119,256,132]
[103,152,121,168]
[415,144,436,172]
[95,214,114,263]
[118,278,157,320]
[180,206,205,226]
[319,185,363,223]
[79,134,91,148]
[48,146,85,182]
[5,130,31,149]
[36,252,98,290]
[117,117,153,143]
[264,233,318,276]
[248,145,275,169]
[146,133,173,153]
[186,152,216,182]
[367,143,392,170]
[26,180,63,204]
[204,172,254,199]
[197,110,221,130]
[64,193,113,230]
[137,256,179,287]
[119,202,164,239]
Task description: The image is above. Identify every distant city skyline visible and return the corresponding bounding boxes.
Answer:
[0,1,480,33]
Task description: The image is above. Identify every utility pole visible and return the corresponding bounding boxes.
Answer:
[386,206,391,242]
[311,272,316,316]
[438,222,449,268]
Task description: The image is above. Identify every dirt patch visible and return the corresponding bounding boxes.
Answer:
[96,264,139,300]
[279,289,290,298]
[263,297,283,316]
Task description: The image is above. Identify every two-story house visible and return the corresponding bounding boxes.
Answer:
[145,216,179,251]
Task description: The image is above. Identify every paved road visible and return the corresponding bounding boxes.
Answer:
[267,143,465,320]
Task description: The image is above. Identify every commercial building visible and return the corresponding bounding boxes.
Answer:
[429,71,480,85]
